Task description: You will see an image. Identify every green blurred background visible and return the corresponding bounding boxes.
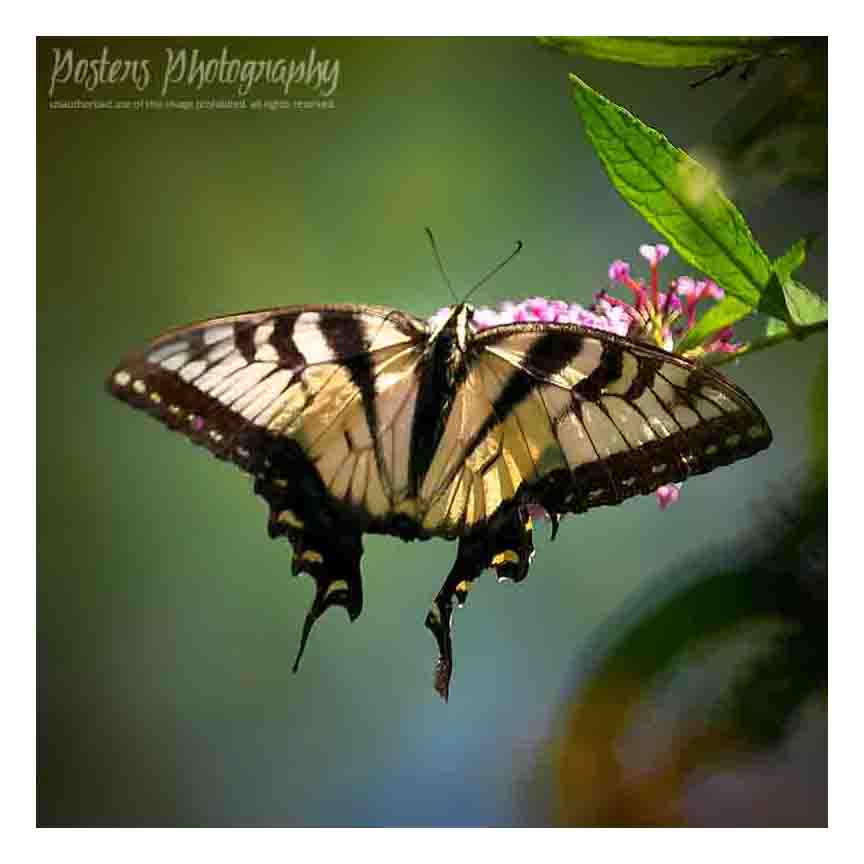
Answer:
[37,37,826,826]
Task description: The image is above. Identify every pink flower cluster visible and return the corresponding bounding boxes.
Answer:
[431,243,745,512]
[601,244,741,355]
[438,244,742,358]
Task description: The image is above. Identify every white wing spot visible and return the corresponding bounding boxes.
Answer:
[255,343,280,363]
[213,362,276,405]
[132,379,146,394]
[148,340,189,365]
[204,325,233,345]
[179,360,207,382]
[195,353,247,393]
[293,312,332,363]
[113,370,131,387]
[254,322,274,345]
[161,352,190,372]
[205,340,235,363]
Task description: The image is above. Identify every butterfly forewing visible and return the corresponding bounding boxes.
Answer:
[107,305,429,504]
[464,323,772,514]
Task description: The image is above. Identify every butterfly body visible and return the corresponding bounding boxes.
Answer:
[108,301,771,698]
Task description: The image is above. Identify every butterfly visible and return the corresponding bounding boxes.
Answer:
[107,301,772,699]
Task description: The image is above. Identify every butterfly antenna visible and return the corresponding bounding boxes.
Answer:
[463,240,523,304]
[425,227,458,304]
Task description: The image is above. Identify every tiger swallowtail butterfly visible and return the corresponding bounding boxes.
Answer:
[107,301,771,699]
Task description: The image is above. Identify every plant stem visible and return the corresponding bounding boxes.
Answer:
[702,320,827,368]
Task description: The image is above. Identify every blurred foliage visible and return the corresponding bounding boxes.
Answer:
[551,481,826,824]
[710,39,827,193]
[538,37,809,71]
[544,36,827,194]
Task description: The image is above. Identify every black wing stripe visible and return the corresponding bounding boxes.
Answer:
[272,313,307,368]
[459,332,587,471]
[573,342,624,401]
[320,315,371,386]
[233,322,257,363]
[319,314,383,484]
[482,358,540,481]
[624,354,661,401]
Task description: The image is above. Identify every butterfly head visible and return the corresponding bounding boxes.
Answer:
[429,303,476,353]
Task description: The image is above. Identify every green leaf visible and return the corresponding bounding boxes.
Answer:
[765,316,789,338]
[769,236,827,327]
[678,296,751,352]
[758,272,796,322]
[774,235,814,284]
[569,74,772,308]
[782,278,828,327]
[539,37,796,69]
[760,236,827,327]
